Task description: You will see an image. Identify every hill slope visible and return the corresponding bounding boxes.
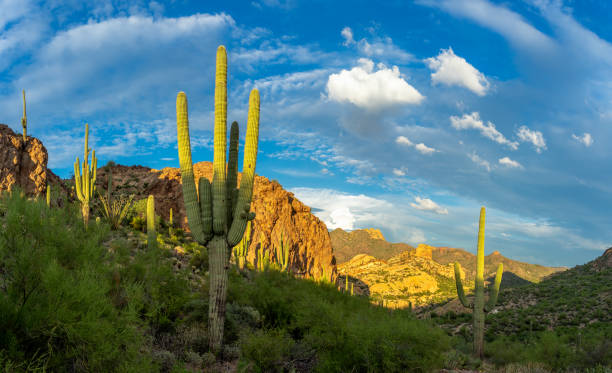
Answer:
[330,228,413,263]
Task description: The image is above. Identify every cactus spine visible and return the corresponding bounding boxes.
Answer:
[454,207,503,358]
[21,90,27,143]
[233,220,250,270]
[74,123,97,227]
[147,195,156,250]
[176,45,260,353]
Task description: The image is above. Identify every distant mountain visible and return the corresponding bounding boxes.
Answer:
[431,247,566,284]
[330,228,413,263]
[331,227,566,285]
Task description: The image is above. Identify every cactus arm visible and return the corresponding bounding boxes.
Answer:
[21,90,27,141]
[176,91,207,244]
[454,262,471,308]
[473,206,487,358]
[485,262,503,312]
[74,158,84,201]
[227,89,260,246]
[199,177,213,242]
[147,195,156,250]
[212,45,228,235]
[91,151,97,198]
[226,121,239,223]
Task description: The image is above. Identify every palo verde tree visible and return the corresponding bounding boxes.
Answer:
[177,45,260,353]
[454,207,503,358]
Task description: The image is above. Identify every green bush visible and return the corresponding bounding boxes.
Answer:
[0,191,154,371]
[229,270,450,372]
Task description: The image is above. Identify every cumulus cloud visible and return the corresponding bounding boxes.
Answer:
[341,26,354,46]
[393,168,406,176]
[498,156,523,169]
[450,112,518,149]
[396,135,413,146]
[415,143,437,155]
[327,58,424,111]
[468,152,491,171]
[516,125,546,153]
[410,196,449,215]
[572,133,593,147]
[395,136,437,155]
[425,47,489,95]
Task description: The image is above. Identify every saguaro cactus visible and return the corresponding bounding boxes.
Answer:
[147,195,156,250]
[454,207,503,358]
[275,232,289,272]
[21,90,27,143]
[46,184,50,207]
[74,123,97,227]
[233,220,251,270]
[176,45,260,353]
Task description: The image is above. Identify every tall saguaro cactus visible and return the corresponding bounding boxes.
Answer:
[147,195,156,250]
[176,45,260,353]
[454,207,503,358]
[21,90,27,143]
[74,123,97,227]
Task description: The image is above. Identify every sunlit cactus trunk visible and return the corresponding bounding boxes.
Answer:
[147,195,156,250]
[74,123,97,228]
[454,207,503,358]
[21,90,27,143]
[176,45,260,354]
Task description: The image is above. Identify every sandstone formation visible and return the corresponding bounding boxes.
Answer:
[337,250,462,309]
[95,162,335,279]
[0,124,61,196]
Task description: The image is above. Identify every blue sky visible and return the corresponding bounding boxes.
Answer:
[1,0,611,267]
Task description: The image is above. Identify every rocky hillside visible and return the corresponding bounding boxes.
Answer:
[0,125,336,280]
[330,228,413,263]
[94,163,336,279]
[429,248,612,340]
[337,245,467,309]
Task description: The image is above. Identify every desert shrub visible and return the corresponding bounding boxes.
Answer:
[229,270,450,372]
[0,191,153,371]
[239,329,295,373]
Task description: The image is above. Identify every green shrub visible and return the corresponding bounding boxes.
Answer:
[239,329,295,373]
[0,191,153,371]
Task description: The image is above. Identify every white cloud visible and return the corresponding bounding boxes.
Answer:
[468,152,491,171]
[326,58,424,111]
[450,112,518,149]
[290,187,393,231]
[516,125,546,153]
[392,168,406,176]
[417,0,555,53]
[415,143,437,155]
[341,26,354,46]
[410,196,449,215]
[396,136,437,155]
[572,133,593,147]
[395,135,413,146]
[498,156,523,169]
[425,47,489,95]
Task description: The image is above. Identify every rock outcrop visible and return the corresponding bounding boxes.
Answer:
[0,124,60,196]
[337,250,460,309]
[95,162,335,279]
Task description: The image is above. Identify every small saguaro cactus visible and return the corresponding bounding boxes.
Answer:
[233,220,251,270]
[176,45,260,353]
[275,232,289,272]
[46,184,50,207]
[147,195,156,250]
[21,90,27,143]
[454,207,503,358]
[257,244,270,271]
[168,208,174,235]
[74,123,97,227]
